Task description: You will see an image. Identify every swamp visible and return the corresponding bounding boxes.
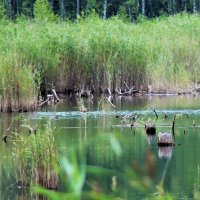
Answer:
[1,0,200,199]
[1,95,200,199]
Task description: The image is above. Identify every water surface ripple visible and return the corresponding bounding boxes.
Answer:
[30,109,200,119]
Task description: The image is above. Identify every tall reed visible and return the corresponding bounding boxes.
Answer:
[10,119,58,188]
[0,13,200,111]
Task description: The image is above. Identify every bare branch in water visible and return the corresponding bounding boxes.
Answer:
[153,109,158,120]
[106,96,116,108]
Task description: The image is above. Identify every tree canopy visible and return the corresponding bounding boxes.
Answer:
[1,0,200,21]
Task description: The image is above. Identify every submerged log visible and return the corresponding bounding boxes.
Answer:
[157,132,175,146]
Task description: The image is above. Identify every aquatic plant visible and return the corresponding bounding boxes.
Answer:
[9,119,58,188]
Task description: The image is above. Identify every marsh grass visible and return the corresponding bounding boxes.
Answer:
[0,13,200,110]
[9,119,58,189]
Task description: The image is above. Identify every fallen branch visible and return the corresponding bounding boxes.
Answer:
[37,96,50,107]
[106,96,116,108]
[116,87,138,95]
[123,81,132,91]
[107,88,112,95]
[153,109,158,120]
[52,89,60,102]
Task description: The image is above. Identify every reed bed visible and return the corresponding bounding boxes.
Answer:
[0,13,200,110]
[9,120,58,189]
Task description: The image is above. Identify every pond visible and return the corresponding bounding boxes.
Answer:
[1,94,200,199]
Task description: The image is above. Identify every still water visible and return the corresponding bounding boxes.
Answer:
[1,95,200,199]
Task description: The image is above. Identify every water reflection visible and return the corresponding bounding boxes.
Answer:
[146,134,156,146]
[158,146,173,159]
[2,95,200,199]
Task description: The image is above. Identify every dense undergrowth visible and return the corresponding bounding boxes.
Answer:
[0,7,200,110]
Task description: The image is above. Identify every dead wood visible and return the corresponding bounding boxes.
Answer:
[163,112,168,119]
[116,87,138,95]
[37,96,50,107]
[145,124,156,135]
[172,114,176,136]
[52,89,60,102]
[123,80,131,91]
[153,109,158,120]
[106,96,116,108]
[157,132,174,146]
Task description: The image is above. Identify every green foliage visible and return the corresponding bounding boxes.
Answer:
[0,14,200,110]
[0,0,199,21]
[10,119,58,186]
[0,0,6,19]
[34,0,58,22]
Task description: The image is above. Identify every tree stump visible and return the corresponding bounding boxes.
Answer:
[157,132,174,146]
[145,124,156,135]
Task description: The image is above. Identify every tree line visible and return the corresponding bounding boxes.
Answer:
[1,0,200,21]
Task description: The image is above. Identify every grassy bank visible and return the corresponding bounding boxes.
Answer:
[0,13,200,110]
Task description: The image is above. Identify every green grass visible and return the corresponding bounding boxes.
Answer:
[0,13,200,110]
[9,119,58,188]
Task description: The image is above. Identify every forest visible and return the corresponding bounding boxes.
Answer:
[1,1,200,200]
[1,0,200,20]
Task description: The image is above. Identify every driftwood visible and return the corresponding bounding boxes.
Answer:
[37,88,61,107]
[37,96,50,107]
[115,81,138,95]
[123,81,131,91]
[116,87,138,95]
[52,89,60,102]
[107,88,112,95]
[106,96,116,108]
[123,113,137,120]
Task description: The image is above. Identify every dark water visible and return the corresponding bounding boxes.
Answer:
[1,95,200,199]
